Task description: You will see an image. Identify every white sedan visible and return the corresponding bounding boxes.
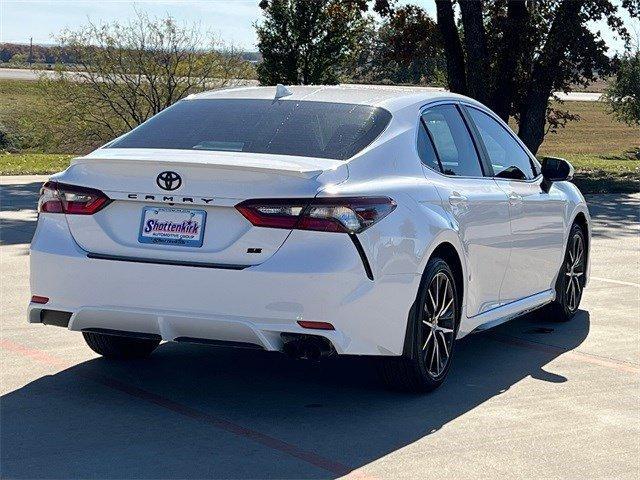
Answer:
[29,85,590,391]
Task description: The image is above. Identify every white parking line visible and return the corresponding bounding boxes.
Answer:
[590,276,640,288]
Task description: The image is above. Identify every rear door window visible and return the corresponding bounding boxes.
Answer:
[466,107,537,180]
[421,105,483,177]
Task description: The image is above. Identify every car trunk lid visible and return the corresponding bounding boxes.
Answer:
[55,148,348,266]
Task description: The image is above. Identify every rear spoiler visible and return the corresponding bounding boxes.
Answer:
[73,149,344,179]
[73,157,325,179]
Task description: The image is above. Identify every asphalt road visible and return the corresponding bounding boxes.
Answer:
[1,175,638,479]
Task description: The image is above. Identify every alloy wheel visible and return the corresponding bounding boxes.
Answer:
[421,271,456,378]
[565,233,585,312]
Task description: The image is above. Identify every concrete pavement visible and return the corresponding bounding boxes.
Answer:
[1,175,638,479]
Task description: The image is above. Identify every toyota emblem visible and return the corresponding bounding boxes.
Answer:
[156,171,182,191]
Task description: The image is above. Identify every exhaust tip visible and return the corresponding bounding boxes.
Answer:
[281,333,336,361]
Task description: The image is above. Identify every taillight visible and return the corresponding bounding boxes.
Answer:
[236,197,396,234]
[38,181,110,215]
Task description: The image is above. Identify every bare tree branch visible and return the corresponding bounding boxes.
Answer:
[42,11,254,152]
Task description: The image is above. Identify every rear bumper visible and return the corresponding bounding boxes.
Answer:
[29,214,420,356]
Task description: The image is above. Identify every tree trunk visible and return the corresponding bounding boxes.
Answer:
[458,0,489,104]
[490,0,528,122]
[518,0,582,154]
[435,0,467,95]
[517,91,549,154]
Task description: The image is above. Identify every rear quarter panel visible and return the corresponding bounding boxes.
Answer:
[322,123,470,339]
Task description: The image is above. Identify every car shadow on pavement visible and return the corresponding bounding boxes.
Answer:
[1,310,589,479]
[0,182,42,245]
[586,193,639,239]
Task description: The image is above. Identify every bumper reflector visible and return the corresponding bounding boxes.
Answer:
[31,295,49,304]
[297,321,335,330]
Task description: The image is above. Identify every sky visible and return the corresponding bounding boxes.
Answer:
[0,0,637,53]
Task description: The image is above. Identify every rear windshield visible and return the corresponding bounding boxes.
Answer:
[108,99,392,160]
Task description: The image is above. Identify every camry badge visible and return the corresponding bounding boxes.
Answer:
[156,171,182,191]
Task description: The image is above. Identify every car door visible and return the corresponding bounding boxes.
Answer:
[419,103,512,317]
[464,106,566,304]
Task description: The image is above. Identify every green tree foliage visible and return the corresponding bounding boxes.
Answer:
[605,47,640,127]
[40,12,253,152]
[9,53,28,64]
[347,5,445,85]
[256,0,371,85]
[430,0,638,154]
[0,43,75,65]
[378,5,443,85]
[258,0,636,153]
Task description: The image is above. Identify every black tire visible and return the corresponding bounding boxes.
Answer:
[544,223,587,322]
[82,331,160,359]
[378,256,460,393]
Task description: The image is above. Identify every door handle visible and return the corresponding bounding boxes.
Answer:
[449,193,468,206]
[507,192,523,206]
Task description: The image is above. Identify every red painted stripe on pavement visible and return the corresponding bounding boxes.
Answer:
[0,338,70,368]
[90,374,353,475]
[489,334,640,374]
[0,338,355,476]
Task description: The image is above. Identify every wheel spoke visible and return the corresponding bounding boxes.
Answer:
[440,277,449,313]
[435,325,454,334]
[438,297,453,319]
[422,329,433,350]
[575,237,583,266]
[428,290,437,312]
[438,330,449,358]
[568,288,573,310]
[429,337,438,371]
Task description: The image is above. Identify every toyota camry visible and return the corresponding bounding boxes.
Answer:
[29,85,590,391]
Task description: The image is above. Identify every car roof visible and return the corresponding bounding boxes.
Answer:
[190,84,476,113]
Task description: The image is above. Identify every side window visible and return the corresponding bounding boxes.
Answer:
[421,105,483,177]
[417,121,441,172]
[467,107,536,180]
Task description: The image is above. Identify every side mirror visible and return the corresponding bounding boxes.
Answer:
[541,157,574,193]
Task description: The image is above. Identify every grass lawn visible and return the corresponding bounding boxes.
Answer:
[536,101,639,193]
[565,155,638,194]
[0,80,75,175]
[0,79,42,117]
[0,153,74,175]
[538,101,638,157]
